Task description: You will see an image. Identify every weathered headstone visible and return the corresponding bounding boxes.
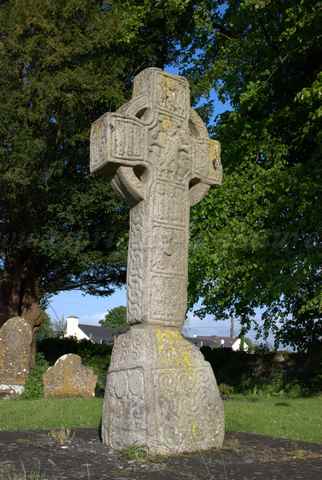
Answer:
[0,316,33,397]
[90,68,224,454]
[43,354,97,398]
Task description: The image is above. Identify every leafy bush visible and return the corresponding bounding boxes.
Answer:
[21,353,49,400]
[219,383,235,398]
[200,346,322,398]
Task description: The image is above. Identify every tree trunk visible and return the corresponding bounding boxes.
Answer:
[0,289,10,328]
[22,294,43,368]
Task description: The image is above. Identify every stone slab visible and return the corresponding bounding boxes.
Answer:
[43,354,97,398]
[0,316,32,388]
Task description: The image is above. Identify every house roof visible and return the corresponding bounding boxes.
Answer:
[78,324,129,343]
[188,335,238,348]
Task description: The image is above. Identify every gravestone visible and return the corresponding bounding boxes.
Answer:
[90,67,224,454]
[43,354,97,398]
[0,316,33,397]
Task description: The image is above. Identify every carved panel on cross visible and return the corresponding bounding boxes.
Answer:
[109,330,144,370]
[191,139,209,179]
[152,367,211,451]
[112,117,147,161]
[107,368,146,448]
[158,74,189,119]
[153,182,187,226]
[151,225,185,275]
[150,275,186,325]
[127,204,145,324]
[90,114,109,171]
[157,135,192,184]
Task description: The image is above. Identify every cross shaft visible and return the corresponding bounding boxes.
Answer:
[90,68,222,327]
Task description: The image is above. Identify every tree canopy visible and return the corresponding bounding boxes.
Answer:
[100,305,127,329]
[0,0,201,329]
[184,0,322,350]
[1,0,320,353]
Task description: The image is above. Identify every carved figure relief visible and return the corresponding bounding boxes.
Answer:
[158,75,188,118]
[153,182,187,227]
[151,226,185,274]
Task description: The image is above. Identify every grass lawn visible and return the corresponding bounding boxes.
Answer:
[1,396,322,444]
[225,395,322,444]
[0,398,103,431]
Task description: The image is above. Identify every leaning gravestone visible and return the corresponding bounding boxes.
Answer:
[90,68,224,454]
[0,317,33,397]
[43,354,97,398]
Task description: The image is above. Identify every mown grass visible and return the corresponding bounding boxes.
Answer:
[225,395,322,444]
[0,398,102,431]
[1,396,322,444]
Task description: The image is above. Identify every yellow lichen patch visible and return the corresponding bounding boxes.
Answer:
[155,328,193,372]
[161,116,173,131]
[191,421,201,439]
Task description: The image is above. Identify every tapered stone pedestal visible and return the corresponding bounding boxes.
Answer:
[102,325,224,454]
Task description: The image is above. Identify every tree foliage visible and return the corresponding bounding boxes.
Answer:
[35,310,54,341]
[184,0,322,350]
[0,0,200,329]
[100,305,127,329]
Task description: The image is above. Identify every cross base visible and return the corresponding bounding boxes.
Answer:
[102,325,224,455]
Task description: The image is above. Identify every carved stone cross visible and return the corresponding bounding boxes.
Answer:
[91,67,222,328]
[90,68,224,455]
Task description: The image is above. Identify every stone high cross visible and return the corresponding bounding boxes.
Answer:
[91,68,222,328]
[90,68,224,454]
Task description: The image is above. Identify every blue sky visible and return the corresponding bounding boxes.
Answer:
[46,66,245,339]
[46,288,247,338]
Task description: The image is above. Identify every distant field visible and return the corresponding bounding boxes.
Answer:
[1,396,322,444]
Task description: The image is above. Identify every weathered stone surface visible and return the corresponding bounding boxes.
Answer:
[102,326,224,454]
[43,354,97,398]
[0,316,33,395]
[90,67,224,454]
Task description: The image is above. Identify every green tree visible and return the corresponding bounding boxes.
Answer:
[0,0,201,345]
[35,310,54,341]
[184,0,322,350]
[100,305,127,329]
[52,316,67,338]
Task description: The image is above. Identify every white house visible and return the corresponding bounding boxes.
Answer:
[188,335,249,352]
[64,315,115,344]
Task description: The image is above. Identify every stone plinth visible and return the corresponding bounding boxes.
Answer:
[43,354,97,398]
[102,326,224,454]
[0,316,33,396]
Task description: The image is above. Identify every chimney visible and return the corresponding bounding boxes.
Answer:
[66,315,79,337]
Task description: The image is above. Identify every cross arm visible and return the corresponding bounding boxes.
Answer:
[189,138,222,206]
[90,113,149,177]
